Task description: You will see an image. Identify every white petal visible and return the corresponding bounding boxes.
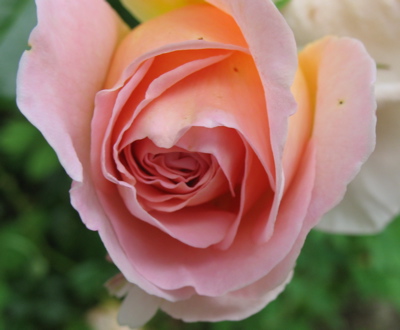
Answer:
[282,0,400,74]
[117,285,161,329]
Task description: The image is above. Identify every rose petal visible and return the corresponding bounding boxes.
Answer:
[160,271,293,322]
[17,0,127,182]
[95,54,244,247]
[71,179,197,301]
[124,51,273,248]
[105,4,248,89]
[282,68,312,190]
[207,0,299,243]
[317,99,400,233]
[117,285,161,328]
[130,126,244,212]
[299,36,376,228]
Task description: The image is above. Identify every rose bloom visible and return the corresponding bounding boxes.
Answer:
[282,0,400,234]
[17,0,376,327]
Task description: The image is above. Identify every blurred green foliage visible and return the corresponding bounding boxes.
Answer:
[0,1,399,330]
[273,0,292,10]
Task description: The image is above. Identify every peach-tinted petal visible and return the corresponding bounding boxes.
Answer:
[121,0,204,21]
[318,99,400,233]
[17,0,127,182]
[282,68,312,190]
[300,36,376,227]
[105,4,248,89]
[127,52,271,182]
[122,51,274,249]
[207,0,299,243]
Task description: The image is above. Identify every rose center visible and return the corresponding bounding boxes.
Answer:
[140,151,211,188]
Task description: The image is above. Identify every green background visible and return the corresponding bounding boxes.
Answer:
[1,1,399,329]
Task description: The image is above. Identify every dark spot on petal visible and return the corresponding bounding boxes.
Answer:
[198,37,204,40]
[186,178,199,187]
[377,63,390,70]
[233,67,239,73]
[338,99,345,106]
[308,6,317,21]
[26,44,32,51]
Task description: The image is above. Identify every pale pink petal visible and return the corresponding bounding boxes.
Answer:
[300,37,376,227]
[17,0,126,181]
[148,206,237,248]
[317,99,400,233]
[160,271,293,322]
[71,179,196,301]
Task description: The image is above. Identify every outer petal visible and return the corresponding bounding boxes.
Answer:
[121,0,204,21]
[17,0,127,182]
[318,99,400,233]
[283,0,400,233]
[106,275,161,328]
[117,285,161,328]
[160,272,292,322]
[299,37,376,229]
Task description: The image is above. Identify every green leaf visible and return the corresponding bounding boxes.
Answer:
[0,0,36,102]
[107,0,138,28]
[0,228,48,277]
[24,142,59,181]
[0,120,37,157]
[274,0,292,10]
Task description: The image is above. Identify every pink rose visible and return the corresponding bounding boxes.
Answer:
[17,0,376,326]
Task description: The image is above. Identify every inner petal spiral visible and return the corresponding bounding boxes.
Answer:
[141,151,211,188]
[118,136,233,213]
